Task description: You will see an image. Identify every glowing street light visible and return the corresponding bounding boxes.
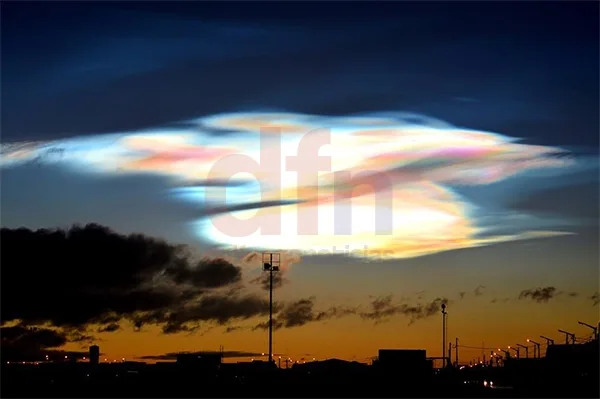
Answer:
[507,346,520,359]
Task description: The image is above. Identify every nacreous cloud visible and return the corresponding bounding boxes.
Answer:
[0,111,578,259]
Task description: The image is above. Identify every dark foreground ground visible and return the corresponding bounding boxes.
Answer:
[2,372,598,398]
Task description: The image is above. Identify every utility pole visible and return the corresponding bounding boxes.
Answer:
[448,342,452,367]
[441,304,447,368]
[262,252,280,365]
[558,329,575,345]
[481,341,484,363]
[455,338,459,366]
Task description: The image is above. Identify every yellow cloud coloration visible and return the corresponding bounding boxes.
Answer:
[0,112,575,259]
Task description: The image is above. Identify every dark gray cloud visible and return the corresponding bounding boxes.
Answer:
[591,292,599,307]
[2,223,367,337]
[165,258,242,288]
[489,287,583,304]
[250,272,287,291]
[0,224,268,333]
[518,286,558,303]
[457,286,487,300]
[67,331,96,344]
[244,251,301,292]
[1,325,94,362]
[200,199,303,218]
[97,323,121,333]
[131,293,272,334]
[359,295,448,325]
[252,297,356,331]
[138,350,276,361]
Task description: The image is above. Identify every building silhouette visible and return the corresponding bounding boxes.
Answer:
[89,345,99,365]
[376,349,431,374]
[176,352,222,372]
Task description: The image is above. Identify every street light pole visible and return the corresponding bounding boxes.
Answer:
[498,349,511,361]
[516,344,529,358]
[455,338,459,366]
[558,329,575,345]
[527,339,541,358]
[262,252,280,365]
[269,255,273,364]
[578,321,598,341]
[441,303,447,368]
[540,335,554,347]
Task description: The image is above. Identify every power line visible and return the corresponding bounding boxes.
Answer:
[456,344,504,350]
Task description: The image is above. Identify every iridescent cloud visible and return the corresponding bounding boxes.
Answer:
[0,111,577,259]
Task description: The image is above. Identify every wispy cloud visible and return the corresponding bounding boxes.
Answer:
[474,285,486,297]
[591,292,599,307]
[359,295,448,325]
[252,297,356,331]
[518,286,558,303]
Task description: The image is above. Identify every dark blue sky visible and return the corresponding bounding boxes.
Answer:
[2,1,598,149]
[1,0,598,242]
